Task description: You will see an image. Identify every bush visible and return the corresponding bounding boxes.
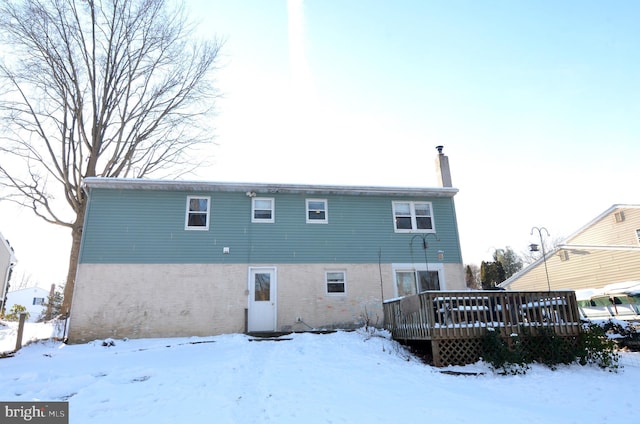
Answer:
[480,324,619,374]
[4,304,30,321]
[576,322,620,371]
[480,328,528,375]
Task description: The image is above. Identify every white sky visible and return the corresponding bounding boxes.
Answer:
[1,0,639,287]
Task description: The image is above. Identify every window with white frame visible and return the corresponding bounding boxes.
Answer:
[636,229,640,244]
[32,297,45,306]
[252,198,274,223]
[185,196,210,230]
[306,199,328,223]
[392,201,433,232]
[395,271,417,297]
[395,269,440,297]
[326,271,346,294]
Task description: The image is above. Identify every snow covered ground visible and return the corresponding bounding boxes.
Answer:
[1,323,640,423]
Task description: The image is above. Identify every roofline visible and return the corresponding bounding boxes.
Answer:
[81,177,459,197]
[0,232,17,263]
[501,204,640,289]
[565,204,640,243]
[500,242,640,288]
[558,244,640,252]
[500,248,556,288]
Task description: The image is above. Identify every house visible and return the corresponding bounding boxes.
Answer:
[67,148,466,342]
[0,232,17,315]
[502,205,640,292]
[4,286,50,322]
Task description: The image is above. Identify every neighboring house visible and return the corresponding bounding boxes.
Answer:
[502,204,640,292]
[0,232,17,315]
[68,149,466,342]
[4,286,50,322]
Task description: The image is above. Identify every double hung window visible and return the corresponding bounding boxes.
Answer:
[186,196,210,230]
[393,201,433,232]
[326,271,346,294]
[252,198,275,223]
[307,199,328,223]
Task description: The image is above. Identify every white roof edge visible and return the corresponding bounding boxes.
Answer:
[500,247,558,288]
[501,204,640,289]
[81,177,459,197]
[558,244,640,252]
[565,204,640,243]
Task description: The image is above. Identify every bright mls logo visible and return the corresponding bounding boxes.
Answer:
[1,402,68,423]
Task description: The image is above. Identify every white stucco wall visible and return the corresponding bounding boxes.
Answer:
[68,262,466,342]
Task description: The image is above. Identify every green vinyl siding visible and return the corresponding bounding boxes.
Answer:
[79,188,462,264]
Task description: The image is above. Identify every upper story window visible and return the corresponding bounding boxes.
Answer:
[392,201,433,232]
[185,196,210,230]
[306,199,328,223]
[326,271,346,295]
[252,198,274,223]
[636,229,640,245]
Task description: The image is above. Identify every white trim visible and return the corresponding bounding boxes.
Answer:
[325,270,347,296]
[392,262,445,297]
[185,196,211,230]
[392,201,435,233]
[564,204,640,243]
[251,197,275,223]
[306,198,328,224]
[247,266,277,332]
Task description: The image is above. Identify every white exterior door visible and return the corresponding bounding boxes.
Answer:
[248,267,277,332]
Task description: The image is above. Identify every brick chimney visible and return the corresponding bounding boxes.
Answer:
[435,145,452,187]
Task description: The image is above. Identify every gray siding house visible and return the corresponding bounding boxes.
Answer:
[68,151,465,342]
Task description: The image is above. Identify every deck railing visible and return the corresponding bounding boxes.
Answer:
[383,290,582,341]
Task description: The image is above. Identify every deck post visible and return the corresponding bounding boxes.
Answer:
[431,340,442,367]
[15,312,27,351]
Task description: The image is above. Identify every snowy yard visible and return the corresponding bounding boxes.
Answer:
[1,322,639,423]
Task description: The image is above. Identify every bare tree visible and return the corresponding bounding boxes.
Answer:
[0,0,223,314]
[520,235,564,266]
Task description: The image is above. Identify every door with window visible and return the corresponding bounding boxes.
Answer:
[248,267,277,332]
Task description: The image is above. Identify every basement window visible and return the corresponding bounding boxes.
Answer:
[326,271,346,294]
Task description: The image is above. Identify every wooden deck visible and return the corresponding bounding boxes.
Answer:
[383,290,582,366]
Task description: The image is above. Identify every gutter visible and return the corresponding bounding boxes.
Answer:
[81,177,459,198]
